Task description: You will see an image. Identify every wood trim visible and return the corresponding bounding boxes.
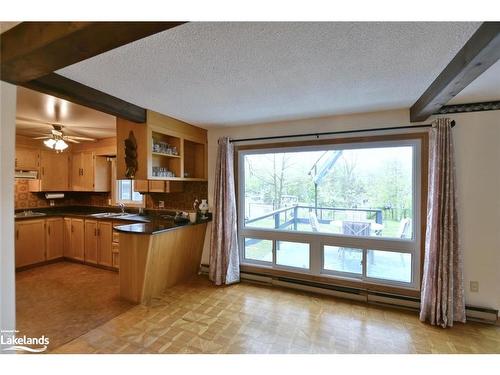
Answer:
[21,73,146,123]
[410,22,500,122]
[1,21,186,83]
[235,131,429,298]
[234,132,428,152]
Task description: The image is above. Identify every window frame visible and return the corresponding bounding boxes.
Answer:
[110,159,145,208]
[236,133,428,291]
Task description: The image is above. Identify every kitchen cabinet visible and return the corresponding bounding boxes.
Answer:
[64,218,84,261]
[98,221,113,267]
[72,152,110,192]
[134,180,149,193]
[84,220,113,267]
[15,219,46,268]
[15,146,39,170]
[148,180,183,193]
[34,150,70,191]
[46,217,64,260]
[84,220,98,264]
[116,111,207,181]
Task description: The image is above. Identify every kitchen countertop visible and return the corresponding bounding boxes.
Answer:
[113,218,210,235]
[14,206,211,234]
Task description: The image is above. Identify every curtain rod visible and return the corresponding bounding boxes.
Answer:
[229,120,456,143]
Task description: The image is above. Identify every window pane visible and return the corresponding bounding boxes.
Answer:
[244,238,272,263]
[276,241,309,269]
[119,180,132,200]
[243,146,414,239]
[366,250,411,283]
[323,245,362,274]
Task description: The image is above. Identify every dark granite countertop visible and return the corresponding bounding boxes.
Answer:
[113,218,210,235]
[14,206,211,234]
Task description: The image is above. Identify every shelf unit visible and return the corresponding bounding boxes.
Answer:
[116,110,208,182]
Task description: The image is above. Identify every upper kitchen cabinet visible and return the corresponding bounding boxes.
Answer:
[71,152,111,192]
[116,111,207,181]
[32,150,70,192]
[15,146,40,170]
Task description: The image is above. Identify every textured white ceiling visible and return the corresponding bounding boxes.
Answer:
[58,22,481,127]
[448,59,500,105]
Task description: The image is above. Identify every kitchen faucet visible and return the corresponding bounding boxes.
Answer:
[118,202,125,214]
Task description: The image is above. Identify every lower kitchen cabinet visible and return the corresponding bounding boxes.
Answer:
[98,221,113,267]
[46,217,64,260]
[84,220,98,264]
[64,218,85,261]
[15,219,46,268]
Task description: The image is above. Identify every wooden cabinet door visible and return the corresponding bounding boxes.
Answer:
[97,221,113,267]
[134,180,149,193]
[63,218,71,257]
[81,152,95,191]
[70,219,85,261]
[15,219,46,268]
[148,180,165,192]
[71,152,83,191]
[94,156,111,192]
[46,218,63,260]
[40,150,69,191]
[16,146,39,170]
[84,220,98,264]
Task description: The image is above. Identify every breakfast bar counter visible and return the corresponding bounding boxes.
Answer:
[116,219,209,305]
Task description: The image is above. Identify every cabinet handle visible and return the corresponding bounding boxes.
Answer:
[71,224,74,233]
[48,226,51,235]
[41,167,45,176]
[16,229,19,240]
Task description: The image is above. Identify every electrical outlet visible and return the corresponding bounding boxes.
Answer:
[158,200,165,209]
[470,281,479,293]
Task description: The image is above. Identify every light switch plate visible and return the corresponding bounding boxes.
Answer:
[470,281,479,293]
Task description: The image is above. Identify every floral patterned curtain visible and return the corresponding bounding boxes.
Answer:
[420,118,465,328]
[209,137,240,285]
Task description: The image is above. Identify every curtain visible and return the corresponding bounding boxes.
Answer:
[209,137,240,285]
[420,118,465,328]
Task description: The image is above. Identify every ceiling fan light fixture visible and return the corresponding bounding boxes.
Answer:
[43,138,56,148]
[54,139,69,151]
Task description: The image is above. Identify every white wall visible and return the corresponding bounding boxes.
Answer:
[0,81,17,350]
[202,108,500,314]
[438,110,500,313]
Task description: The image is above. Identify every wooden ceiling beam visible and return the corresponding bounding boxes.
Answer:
[1,21,185,122]
[21,73,146,123]
[410,22,500,122]
[1,21,185,83]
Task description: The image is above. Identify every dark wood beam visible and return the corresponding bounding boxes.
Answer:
[21,73,146,123]
[410,22,500,122]
[1,21,186,83]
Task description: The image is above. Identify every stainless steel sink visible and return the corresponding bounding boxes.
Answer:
[89,212,139,219]
[15,210,47,218]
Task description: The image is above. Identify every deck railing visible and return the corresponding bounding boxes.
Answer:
[245,204,383,231]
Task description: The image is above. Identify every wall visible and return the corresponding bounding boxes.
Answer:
[202,108,500,314]
[144,182,208,211]
[0,81,17,349]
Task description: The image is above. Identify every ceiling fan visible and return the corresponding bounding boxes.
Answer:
[32,124,97,152]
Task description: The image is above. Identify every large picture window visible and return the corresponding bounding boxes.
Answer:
[237,135,424,289]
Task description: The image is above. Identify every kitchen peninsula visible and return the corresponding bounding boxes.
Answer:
[115,218,209,304]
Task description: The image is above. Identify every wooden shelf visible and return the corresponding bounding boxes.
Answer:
[151,152,181,158]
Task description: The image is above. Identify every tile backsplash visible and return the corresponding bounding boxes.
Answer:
[15,179,208,212]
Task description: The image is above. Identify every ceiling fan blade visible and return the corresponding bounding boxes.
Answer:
[33,136,51,140]
[64,138,80,144]
[64,136,96,142]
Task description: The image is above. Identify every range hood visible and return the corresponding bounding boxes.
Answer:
[15,170,38,179]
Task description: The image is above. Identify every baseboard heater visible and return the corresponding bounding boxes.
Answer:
[198,265,498,324]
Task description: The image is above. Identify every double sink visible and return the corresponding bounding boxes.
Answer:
[15,210,148,222]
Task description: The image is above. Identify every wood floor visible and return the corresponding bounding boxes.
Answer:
[16,262,134,351]
[52,276,500,354]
